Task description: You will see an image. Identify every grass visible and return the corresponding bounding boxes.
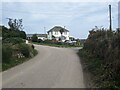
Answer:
[33,42,83,48]
[2,49,38,71]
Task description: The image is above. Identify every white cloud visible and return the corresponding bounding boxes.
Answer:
[2,0,119,2]
[31,14,48,20]
[1,1,118,38]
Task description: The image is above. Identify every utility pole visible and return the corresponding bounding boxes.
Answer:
[44,27,46,34]
[64,26,66,29]
[109,5,112,31]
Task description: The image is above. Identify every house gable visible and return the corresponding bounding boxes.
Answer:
[47,26,69,33]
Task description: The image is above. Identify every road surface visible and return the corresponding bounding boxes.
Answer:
[2,45,85,88]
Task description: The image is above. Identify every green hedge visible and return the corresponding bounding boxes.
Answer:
[18,43,30,58]
[2,43,37,71]
[2,44,13,63]
[3,37,24,44]
[79,28,120,88]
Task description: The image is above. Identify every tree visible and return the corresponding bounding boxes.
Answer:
[19,31,26,39]
[2,25,26,40]
[7,18,23,31]
[32,34,38,42]
[2,19,26,39]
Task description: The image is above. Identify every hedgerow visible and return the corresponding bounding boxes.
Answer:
[79,27,120,88]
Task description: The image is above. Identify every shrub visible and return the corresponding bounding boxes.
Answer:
[43,40,52,44]
[2,25,26,40]
[37,39,43,43]
[31,44,35,49]
[80,27,120,88]
[32,34,38,42]
[18,43,36,58]
[18,43,30,58]
[19,31,26,39]
[2,44,13,63]
[3,37,24,44]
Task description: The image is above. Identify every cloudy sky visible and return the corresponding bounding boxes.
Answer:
[1,0,119,39]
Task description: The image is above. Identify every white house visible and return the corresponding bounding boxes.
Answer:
[47,26,70,42]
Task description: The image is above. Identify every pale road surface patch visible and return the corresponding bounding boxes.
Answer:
[2,45,85,88]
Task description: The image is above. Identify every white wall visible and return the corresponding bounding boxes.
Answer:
[47,32,52,39]
[48,31,69,41]
[38,37,47,41]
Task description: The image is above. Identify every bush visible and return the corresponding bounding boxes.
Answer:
[18,43,30,58]
[2,44,13,63]
[2,25,26,40]
[3,37,24,44]
[44,40,53,44]
[18,43,37,58]
[80,27,120,88]
[37,39,43,43]
[19,31,26,39]
[32,34,38,42]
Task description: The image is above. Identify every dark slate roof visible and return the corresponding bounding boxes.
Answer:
[47,26,69,33]
[37,34,47,38]
[27,34,47,38]
[27,34,33,37]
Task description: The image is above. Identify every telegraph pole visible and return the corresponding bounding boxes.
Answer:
[109,5,112,31]
[44,27,46,34]
[64,26,66,29]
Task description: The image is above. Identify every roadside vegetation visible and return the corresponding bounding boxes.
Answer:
[2,19,37,71]
[79,26,120,88]
[31,34,84,48]
[0,26,1,71]
[32,40,83,48]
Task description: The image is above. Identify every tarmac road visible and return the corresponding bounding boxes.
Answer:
[2,45,85,88]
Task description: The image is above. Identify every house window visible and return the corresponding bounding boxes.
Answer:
[55,31,58,35]
[64,32,67,35]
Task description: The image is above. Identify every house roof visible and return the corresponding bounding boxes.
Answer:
[47,26,69,33]
[37,34,47,38]
[27,34,47,38]
[27,34,33,37]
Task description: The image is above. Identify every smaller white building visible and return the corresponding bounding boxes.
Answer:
[47,26,69,42]
[37,34,47,41]
[27,34,47,41]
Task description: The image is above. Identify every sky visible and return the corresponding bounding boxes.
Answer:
[118,1,120,28]
[1,0,119,39]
